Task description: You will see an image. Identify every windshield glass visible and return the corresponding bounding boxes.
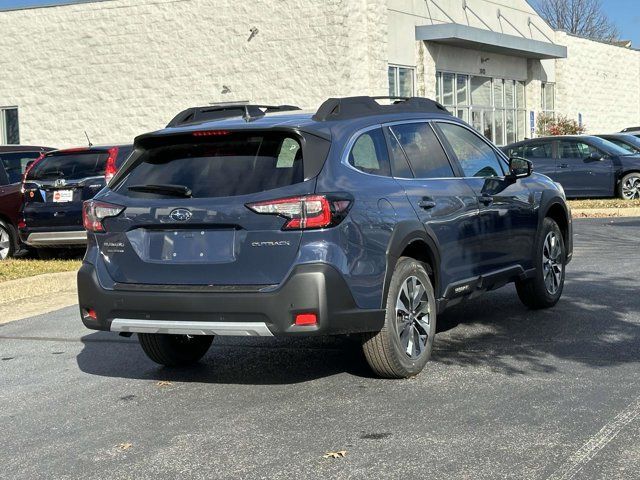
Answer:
[116,132,304,198]
[588,137,633,156]
[27,152,109,181]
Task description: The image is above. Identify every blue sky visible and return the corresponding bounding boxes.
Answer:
[2,0,639,47]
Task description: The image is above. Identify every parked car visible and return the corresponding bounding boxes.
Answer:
[621,126,640,136]
[20,144,133,258]
[596,133,640,154]
[0,145,55,260]
[78,97,572,378]
[503,135,640,199]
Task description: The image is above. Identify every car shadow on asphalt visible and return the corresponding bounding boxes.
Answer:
[433,270,640,375]
[75,270,640,383]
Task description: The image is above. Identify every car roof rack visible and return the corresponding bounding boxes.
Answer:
[312,96,450,122]
[621,126,640,132]
[167,103,302,127]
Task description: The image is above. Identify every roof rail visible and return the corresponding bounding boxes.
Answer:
[166,104,302,128]
[312,96,450,122]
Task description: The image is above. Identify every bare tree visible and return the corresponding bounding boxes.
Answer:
[533,0,620,42]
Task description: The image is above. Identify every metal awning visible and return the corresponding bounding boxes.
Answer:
[415,24,567,59]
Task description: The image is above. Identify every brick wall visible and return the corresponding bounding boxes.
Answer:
[0,0,388,147]
[554,32,640,133]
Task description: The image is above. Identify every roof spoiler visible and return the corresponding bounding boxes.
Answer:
[312,96,450,122]
[166,104,302,128]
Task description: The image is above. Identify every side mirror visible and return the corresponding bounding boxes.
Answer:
[508,156,532,179]
[589,151,603,161]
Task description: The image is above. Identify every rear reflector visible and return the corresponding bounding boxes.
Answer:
[82,308,97,320]
[294,313,317,326]
[246,194,352,230]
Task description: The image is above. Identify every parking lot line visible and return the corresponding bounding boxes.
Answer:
[547,396,640,480]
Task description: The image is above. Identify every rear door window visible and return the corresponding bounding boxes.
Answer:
[348,128,391,176]
[388,122,454,178]
[117,132,304,198]
[0,151,42,183]
[27,151,109,181]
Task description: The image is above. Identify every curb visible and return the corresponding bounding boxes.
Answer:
[0,270,78,325]
[571,207,640,218]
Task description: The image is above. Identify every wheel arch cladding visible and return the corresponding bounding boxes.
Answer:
[543,201,569,246]
[383,221,441,306]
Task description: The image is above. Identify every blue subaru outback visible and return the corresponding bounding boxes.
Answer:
[78,97,573,378]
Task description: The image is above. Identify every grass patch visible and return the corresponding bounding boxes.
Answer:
[568,199,640,209]
[0,259,81,283]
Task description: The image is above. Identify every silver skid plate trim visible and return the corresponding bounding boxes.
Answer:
[110,319,273,337]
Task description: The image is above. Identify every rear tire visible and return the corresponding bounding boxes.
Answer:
[138,333,213,367]
[516,217,565,309]
[0,220,17,261]
[362,257,436,379]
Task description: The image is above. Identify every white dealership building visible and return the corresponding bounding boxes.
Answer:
[0,0,639,147]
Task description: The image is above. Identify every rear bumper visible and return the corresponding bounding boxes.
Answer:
[77,262,385,336]
[21,229,87,247]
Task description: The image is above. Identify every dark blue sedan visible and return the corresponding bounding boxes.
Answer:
[503,135,640,199]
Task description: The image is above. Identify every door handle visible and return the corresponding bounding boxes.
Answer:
[559,163,569,169]
[479,194,493,206]
[418,198,436,210]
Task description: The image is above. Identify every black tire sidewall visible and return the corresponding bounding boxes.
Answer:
[533,218,566,304]
[384,257,436,375]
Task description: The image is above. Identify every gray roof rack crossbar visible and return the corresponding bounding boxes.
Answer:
[167,104,302,128]
[312,96,450,122]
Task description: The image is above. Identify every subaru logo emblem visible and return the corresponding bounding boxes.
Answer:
[54,179,66,188]
[169,208,192,222]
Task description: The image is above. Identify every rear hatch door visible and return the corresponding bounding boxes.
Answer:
[23,149,109,228]
[99,129,326,286]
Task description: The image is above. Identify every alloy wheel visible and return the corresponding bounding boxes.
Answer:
[0,226,10,260]
[622,175,640,199]
[542,231,563,295]
[395,276,430,359]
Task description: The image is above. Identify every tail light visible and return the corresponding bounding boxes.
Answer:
[104,147,119,183]
[83,200,124,232]
[246,194,352,230]
[17,218,26,230]
[22,152,46,183]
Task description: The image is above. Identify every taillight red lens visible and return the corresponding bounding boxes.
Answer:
[17,219,26,230]
[22,153,46,182]
[246,194,351,230]
[104,147,119,183]
[82,200,124,232]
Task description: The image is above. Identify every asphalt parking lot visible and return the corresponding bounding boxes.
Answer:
[1,217,639,480]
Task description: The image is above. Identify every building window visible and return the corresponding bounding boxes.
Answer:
[541,83,555,115]
[1,108,19,145]
[436,72,526,146]
[388,65,415,97]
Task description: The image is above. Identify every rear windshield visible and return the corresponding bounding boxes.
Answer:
[116,132,304,198]
[0,151,42,184]
[27,152,109,181]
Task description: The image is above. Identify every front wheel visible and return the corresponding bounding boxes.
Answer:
[362,257,437,379]
[138,333,213,367]
[516,217,565,309]
[619,172,640,200]
[0,220,17,261]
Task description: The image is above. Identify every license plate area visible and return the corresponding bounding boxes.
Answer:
[144,229,236,263]
[52,190,74,203]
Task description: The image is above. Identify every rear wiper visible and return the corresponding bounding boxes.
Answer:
[127,184,192,197]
